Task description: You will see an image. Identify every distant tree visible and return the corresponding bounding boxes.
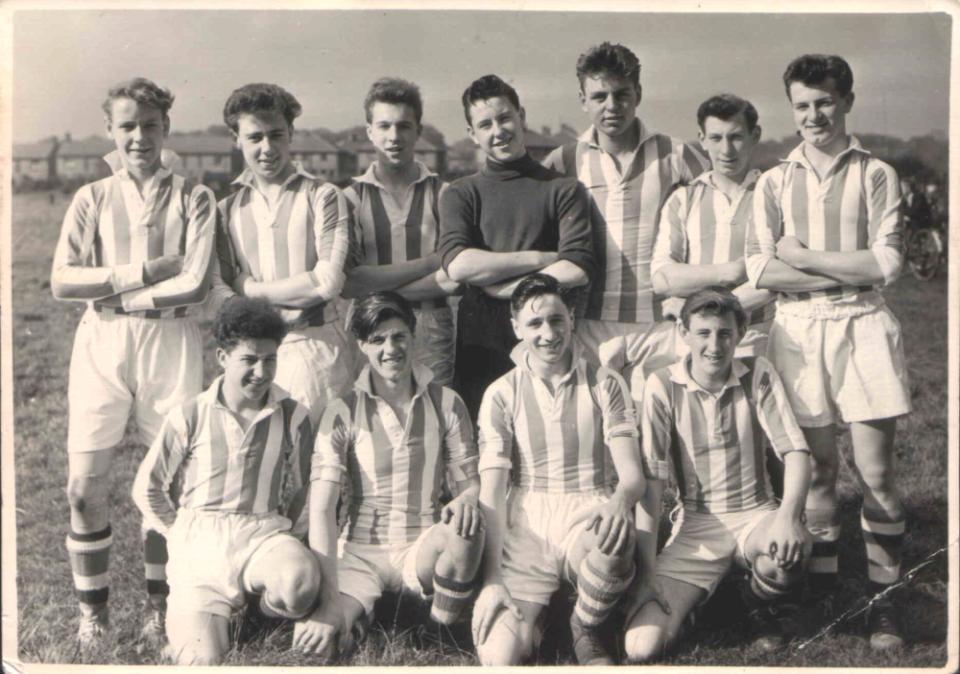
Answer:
[206,124,232,136]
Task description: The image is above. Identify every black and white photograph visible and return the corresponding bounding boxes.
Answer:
[1,1,956,670]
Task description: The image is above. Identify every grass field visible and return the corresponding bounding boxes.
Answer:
[8,189,952,667]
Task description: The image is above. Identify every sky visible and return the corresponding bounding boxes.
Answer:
[11,8,952,147]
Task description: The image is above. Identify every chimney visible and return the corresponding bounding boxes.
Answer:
[64,131,72,143]
[542,126,551,137]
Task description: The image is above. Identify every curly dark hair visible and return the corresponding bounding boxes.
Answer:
[222,83,302,133]
[680,286,747,332]
[782,54,854,98]
[575,42,641,89]
[510,273,576,317]
[461,74,521,125]
[349,291,417,342]
[364,77,423,125]
[697,93,759,132]
[102,77,174,121]
[214,297,288,352]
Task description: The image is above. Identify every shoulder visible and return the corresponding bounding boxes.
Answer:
[644,365,675,400]
[862,155,900,186]
[318,391,359,430]
[482,369,519,407]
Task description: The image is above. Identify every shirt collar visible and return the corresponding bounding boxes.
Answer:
[354,362,435,400]
[509,339,585,387]
[231,160,316,189]
[668,354,749,395]
[203,375,288,414]
[103,148,180,181]
[693,168,761,193]
[353,160,436,188]
[783,135,870,168]
[580,118,655,153]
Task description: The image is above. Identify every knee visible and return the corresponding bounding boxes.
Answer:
[586,533,636,577]
[66,476,108,515]
[857,460,896,494]
[167,639,225,666]
[624,624,669,663]
[266,555,321,619]
[438,525,485,576]
[475,615,534,666]
[809,456,839,488]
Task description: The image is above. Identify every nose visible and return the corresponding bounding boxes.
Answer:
[130,125,143,141]
[721,138,735,156]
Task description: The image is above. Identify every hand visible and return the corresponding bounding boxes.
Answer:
[624,577,671,625]
[765,512,808,569]
[292,599,344,659]
[231,271,252,296]
[441,494,483,539]
[776,236,807,265]
[472,583,523,646]
[724,258,747,285]
[143,255,183,284]
[586,492,635,556]
[435,269,462,295]
[278,307,306,327]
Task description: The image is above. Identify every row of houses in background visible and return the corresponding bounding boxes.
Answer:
[12,122,579,194]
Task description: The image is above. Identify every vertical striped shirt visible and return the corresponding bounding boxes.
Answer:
[478,343,638,493]
[51,150,216,317]
[543,121,709,324]
[132,376,314,536]
[651,169,775,326]
[641,355,808,514]
[345,161,447,309]
[746,137,904,304]
[311,363,478,545]
[212,163,352,325]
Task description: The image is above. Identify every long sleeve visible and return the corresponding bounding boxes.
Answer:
[306,183,352,301]
[121,182,217,311]
[51,183,146,301]
[746,167,784,288]
[439,388,479,482]
[555,180,595,279]
[650,187,689,278]
[131,408,190,535]
[865,161,905,285]
[438,182,478,272]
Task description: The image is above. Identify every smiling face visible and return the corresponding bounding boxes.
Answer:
[217,338,279,406]
[579,72,640,140]
[367,101,420,169]
[788,77,854,154]
[467,95,526,163]
[105,97,169,178]
[360,317,414,384]
[235,110,294,184]
[699,113,760,183]
[679,310,743,386]
[511,293,574,374]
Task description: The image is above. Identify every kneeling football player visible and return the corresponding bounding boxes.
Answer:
[132,298,321,665]
[624,287,812,661]
[295,291,484,658]
[472,273,642,666]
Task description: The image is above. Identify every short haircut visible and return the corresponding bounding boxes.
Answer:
[364,77,423,125]
[349,291,417,342]
[697,93,759,132]
[782,54,854,98]
[461,75,521,125]
[223,83,302,133]
[510,273,575,316]
[680,286,747,332]
[214,297,288,351]
[102,78,174,121]
[575,42,641,89]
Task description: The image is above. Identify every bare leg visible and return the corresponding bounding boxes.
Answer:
[166,610,230,665]
[624,576,705,663]
[475,598,544,666]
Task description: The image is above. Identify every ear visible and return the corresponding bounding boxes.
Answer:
[752,124,762,143]
[844,91,855,113]
[518,106,526,125]
[232,131,241,151]
[216,346,228,369]
[578,86,587,110]
[104,115,113,137]
[162,115,171,138]
[467,124,478,146]
[636,84,642,107]
[698,128,706,145]
[366,123,374,142]
[511,316,522,341]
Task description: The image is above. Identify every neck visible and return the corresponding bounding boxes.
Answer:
[488,151,528,167]
[374,160,419,188]
[219,381,267,416]
[252,164,295,194]
[597,119,640,155]
[688,359,729,394]
[711,169,750,195]
[124,162,160,188]
[371,368,415,403]
[527,349,574,382]
[804,134,850,163]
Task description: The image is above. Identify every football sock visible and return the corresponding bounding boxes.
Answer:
[143,529,169,605]
[574,556,635,627]
[67,525,112,611]
[861,506,905,592]
[805,508,840,589]
[429,573,475,625]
